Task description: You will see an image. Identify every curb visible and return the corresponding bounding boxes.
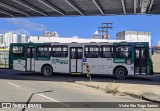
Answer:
[75,82,148,101]
[75,82,101,89]
[124,92,142,100]
[141,93,160,103]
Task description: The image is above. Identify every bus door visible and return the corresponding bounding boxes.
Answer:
[26,47,35,71]
[135,47,147,74]
[70,47,83,74]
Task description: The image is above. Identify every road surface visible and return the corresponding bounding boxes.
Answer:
[0,69,159,111]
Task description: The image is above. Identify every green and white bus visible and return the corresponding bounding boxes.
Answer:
[9,42,153,79]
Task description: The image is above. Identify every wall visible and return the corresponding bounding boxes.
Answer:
[29,36,125,43]
[116,31,151,47]
[152,53,160,73]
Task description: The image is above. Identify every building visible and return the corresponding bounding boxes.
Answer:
[17,35,27,43]
[12,34,18,43]
[49,31,59,37]
[116,31,151,46]
[92,31,102,39]
[4,32,19,45]
[157,41,160,47]
[0,33,27,66]
[44,31,59,37]
[21,35,27,43]
[17,35,21,43]
[92,31,110,39]
[4,32,13,45]
[0,34,4,44]
[44,31,50,37]
[0,32,27,47]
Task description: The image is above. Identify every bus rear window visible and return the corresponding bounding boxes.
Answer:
[12,46,24,57]
[116,46,131,58]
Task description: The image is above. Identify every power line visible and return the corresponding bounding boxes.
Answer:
[98,22,113,39]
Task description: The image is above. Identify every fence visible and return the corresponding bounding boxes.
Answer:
[0,50,9,68]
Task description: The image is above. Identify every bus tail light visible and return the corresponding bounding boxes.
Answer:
[126,59,132,65]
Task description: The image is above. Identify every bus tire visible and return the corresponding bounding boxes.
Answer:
[42,65,53,77]
[115,67,127,79]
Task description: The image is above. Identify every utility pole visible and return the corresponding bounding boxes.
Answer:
[98,22,113,39]
[4,40,6,68]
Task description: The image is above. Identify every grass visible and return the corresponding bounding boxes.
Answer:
[103,80,119,95]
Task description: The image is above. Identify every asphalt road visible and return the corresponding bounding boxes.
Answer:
[0,69,159,111]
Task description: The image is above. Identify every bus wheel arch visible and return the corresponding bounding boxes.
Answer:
[41,64,53,77]
[113,66,128,79]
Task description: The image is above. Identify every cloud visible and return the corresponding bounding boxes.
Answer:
[11,29,30,35]
[6,18,47,32]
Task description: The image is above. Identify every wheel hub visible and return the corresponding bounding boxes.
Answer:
[119,70,124,76]
[46,69,50,73]
[44,68,50,74]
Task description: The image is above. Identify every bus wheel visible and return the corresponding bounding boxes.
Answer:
[115,67,127,79]
[42,65,53,77]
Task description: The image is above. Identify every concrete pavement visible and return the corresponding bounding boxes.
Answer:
[75,74,160,102]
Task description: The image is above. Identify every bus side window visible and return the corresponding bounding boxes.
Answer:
[77,48,83,59]
[71,48,76,59]
[36,46,50,57]
[85,46,99,58]
[116,46,131,58]
[52,46,68,58]
[100,46,114,58]
[12,46,24,57]
[27,48,31,58]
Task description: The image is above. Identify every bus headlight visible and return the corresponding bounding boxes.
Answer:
[126,59,132,65]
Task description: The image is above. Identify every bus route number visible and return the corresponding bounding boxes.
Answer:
[114,59,125,63]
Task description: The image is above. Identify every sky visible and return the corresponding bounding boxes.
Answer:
[0,15,160,46]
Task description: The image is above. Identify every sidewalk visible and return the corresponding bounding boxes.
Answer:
[75,77,160,102]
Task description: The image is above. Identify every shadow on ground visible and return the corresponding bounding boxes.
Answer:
[0,69,160,86]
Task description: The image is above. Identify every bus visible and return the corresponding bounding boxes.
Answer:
[9,42,153,79]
